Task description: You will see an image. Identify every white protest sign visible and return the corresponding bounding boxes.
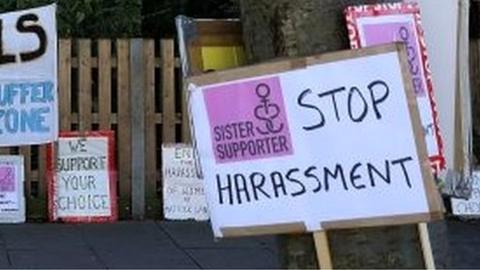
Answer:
[0,156,25,223]
[48,131,117,222]
[0,4,58,146]
[162,144,209,221]
[188,44,443,237]
[345,3,445,173]
[451,172,480,216]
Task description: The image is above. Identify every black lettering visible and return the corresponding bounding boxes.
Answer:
[234,173,251,204]
[367,161,391,187]
[250,172,271,200]
[324,164,347,191]
[347,86,368,122]
[318,87,346,122]
[0,20,15,64]
[286,168,306,197]
[16,13,47,62]
[368,80,390,120]
[214,126,222,141]
[391,156,413,188]
[304,166,322,192]
[270,171,287,198]
[350,162,366,189]
[216,174,233,205]
[297,89,325,131]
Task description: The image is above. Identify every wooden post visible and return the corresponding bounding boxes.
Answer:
[313,231,333,269]
[418,223,436,269]
[130,39,146,220]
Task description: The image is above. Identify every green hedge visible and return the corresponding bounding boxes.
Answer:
[0,0,141,37]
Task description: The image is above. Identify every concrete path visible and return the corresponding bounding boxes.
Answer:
[0,219,476,268]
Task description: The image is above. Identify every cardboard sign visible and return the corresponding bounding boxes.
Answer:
[176,16,246,77]
[345,3,445,173]
[451,172,480,216]
[188,44,443,238]
[0,5,58,146]
[47,131,117,222]
[162,144,209,221]
[0,156,25,223]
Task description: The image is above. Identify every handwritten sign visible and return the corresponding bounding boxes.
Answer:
[47,131,117,222]
[188,44,443,238]
[0,5,58,146]
[345,2,445,173]
[451,172,480,216]
[0,156,25,223]
[162,144,209,221]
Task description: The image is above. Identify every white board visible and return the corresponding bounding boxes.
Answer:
[162,144,209,221]
[415,0,458,171]
[451,172,480,216]
[49,132,117,222]
[0,155,25,223]
[0,4,58,146]
[188,45,441,237]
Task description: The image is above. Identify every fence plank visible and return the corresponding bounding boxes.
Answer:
[78,39,92,132]
[144,39,159,219]
[98,39,112,130]
[36,145,47,219]
[130,39,145,219]
[20,147,31,197]
[59,39,72,131]
[162,39,176,143]
[117,39,132,219]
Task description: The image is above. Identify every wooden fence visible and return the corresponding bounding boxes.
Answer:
[0,39,186,220]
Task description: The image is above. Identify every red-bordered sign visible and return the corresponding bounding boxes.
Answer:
[47,131,117,223]
[345,2,446,174]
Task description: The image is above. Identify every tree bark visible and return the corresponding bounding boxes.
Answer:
[239,0,428,268]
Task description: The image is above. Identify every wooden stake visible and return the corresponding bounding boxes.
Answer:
[313,231,333,269]
[418,223,435,269]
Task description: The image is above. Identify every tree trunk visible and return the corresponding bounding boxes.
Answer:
[238,0,428,268]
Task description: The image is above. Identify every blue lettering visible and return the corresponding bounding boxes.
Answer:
[32,107,50,132]
[5,109,18,133]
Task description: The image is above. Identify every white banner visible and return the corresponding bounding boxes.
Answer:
[162,144,209,221]
[0,4,57,146]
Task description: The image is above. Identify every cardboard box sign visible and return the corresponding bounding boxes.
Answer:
[187,43,444,238]
[0,156,25,223]
[345,2,445,173]
[0,4,58,146]
[162,144,209,221]
[47,131,117,223]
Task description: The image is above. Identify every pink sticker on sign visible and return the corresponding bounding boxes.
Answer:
[203,77,293,164]
[0,166,15,192]
[362,22,426,96]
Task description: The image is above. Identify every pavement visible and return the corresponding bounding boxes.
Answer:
[0,221,280,269]
[0,219,475,269]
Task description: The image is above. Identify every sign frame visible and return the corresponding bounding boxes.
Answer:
[187,43,444,237]
[47,130,118,223]
[344,2,445,173]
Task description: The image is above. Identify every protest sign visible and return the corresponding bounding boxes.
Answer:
[451,172,480,216]
[345,3,445,173]
[47,131,117,222]
[162,144,209,221]
[187,43,443,238]
[0,156,25,223]
[0,4,58,146]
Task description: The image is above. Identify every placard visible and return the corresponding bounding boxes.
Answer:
[451,172,480,216]
[47,131,117,222]
[0,4,58,146]
[345,3,445,173]
[188,44,443,238]
[162,144,209,221]
[0,156,25,223]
